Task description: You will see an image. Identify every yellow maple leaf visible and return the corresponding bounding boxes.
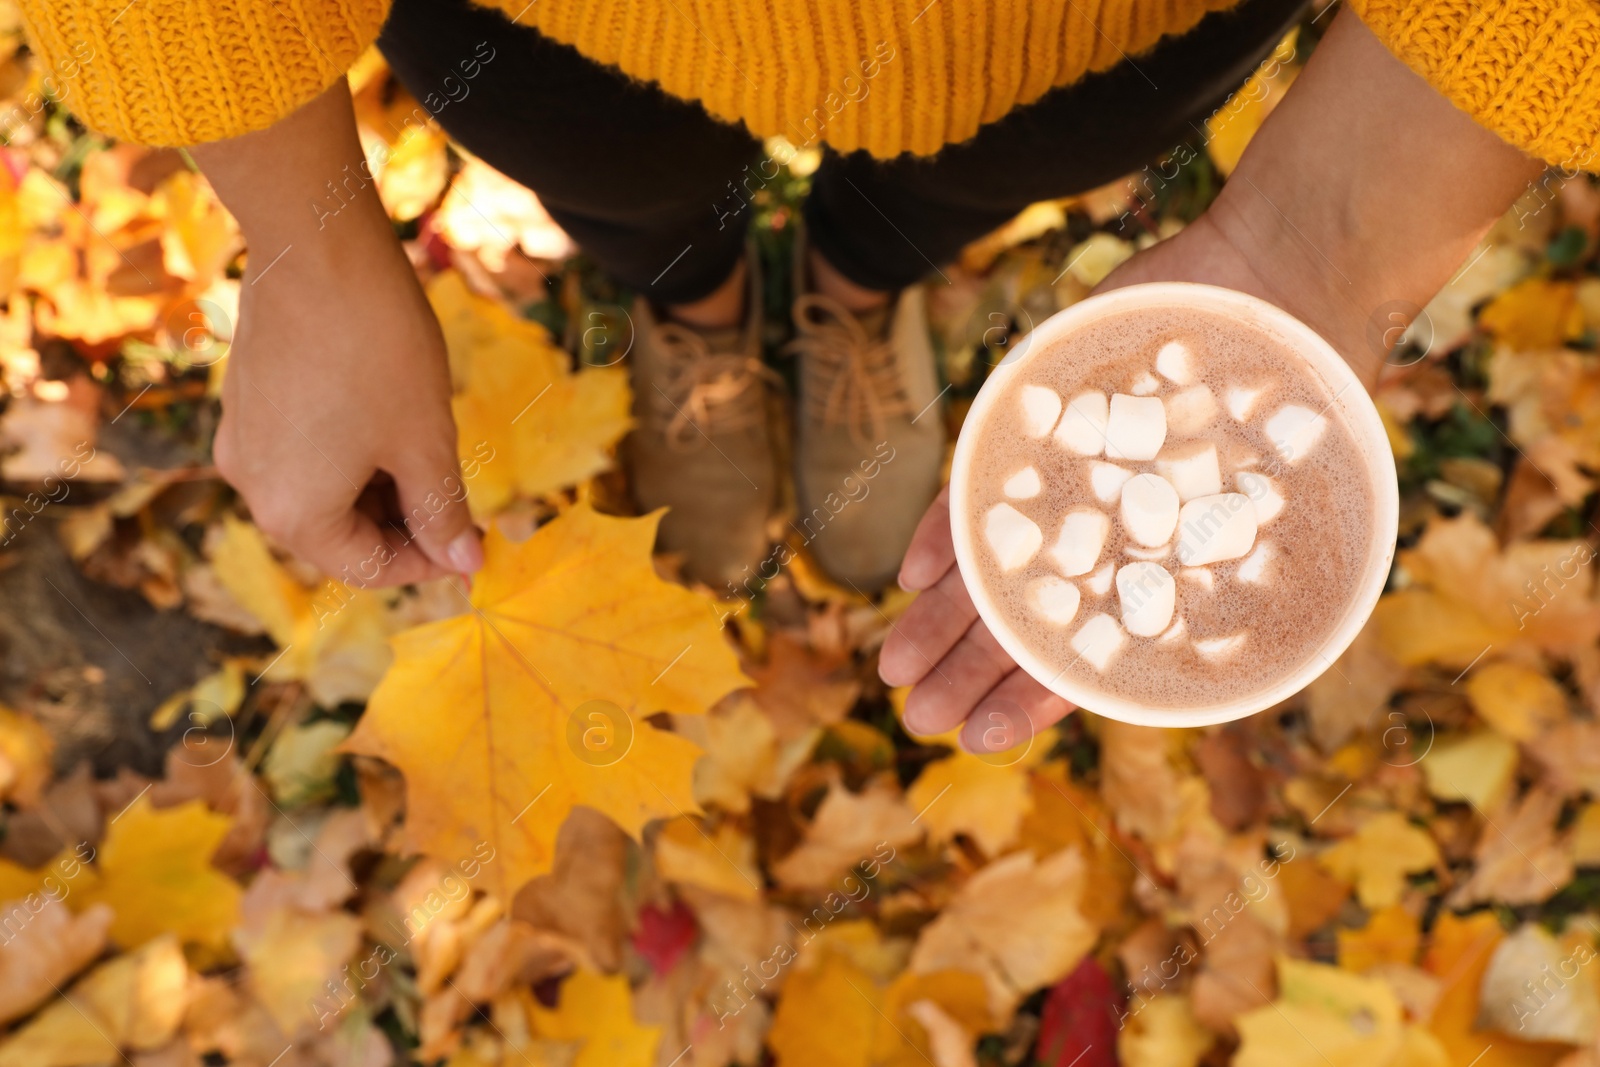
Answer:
[209,515,395,706]
[529,969,659,1067]
[76,796,241,951]
[343,503,747,897]
[905,748,1035,856]
[429,271,631,518]
[0,935,187,1065]
[1373,512,1600,668]
[1478,279,1587,351]
[1466,660,1571,741]
[1319,812,1440,909]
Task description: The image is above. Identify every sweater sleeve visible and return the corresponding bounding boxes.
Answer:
[1349,0,1600,169]
[16,0,390,146]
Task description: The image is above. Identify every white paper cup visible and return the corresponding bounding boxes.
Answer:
[949,282,1399,727]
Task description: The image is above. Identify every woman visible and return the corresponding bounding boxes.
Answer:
[21,0,1588,740]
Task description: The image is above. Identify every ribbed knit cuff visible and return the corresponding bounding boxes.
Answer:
[1350,0,1600,169]
[18,0,390,146]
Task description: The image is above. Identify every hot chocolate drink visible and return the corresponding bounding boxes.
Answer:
[950,284,1397,723]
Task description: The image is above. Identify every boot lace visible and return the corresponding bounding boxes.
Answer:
[647,323,775,451]
[784,294,912,447]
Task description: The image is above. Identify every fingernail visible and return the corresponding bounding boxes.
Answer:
[446,530,484,575]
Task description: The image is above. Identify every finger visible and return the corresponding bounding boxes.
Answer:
[392,448,483,576]
[900,616,1015,737]
[897,486,956,591]
[957,669,1076,754]
[297,505,451,589]
[879,563,979,687]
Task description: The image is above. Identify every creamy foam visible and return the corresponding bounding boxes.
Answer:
[963,304,1374,710]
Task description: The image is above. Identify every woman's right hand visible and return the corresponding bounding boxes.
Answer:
[194,83,481,587]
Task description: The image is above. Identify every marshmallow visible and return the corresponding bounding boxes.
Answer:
[1089,461,1133,503]
[1158,617,1187,643]
[1195,634,1248,661]
[1055,391,1109,455]
[1105,394,1167,461]
[1155,443,1222,502]
[1004,466,1042,499]
[1235,470,1284,523]
[1235,541,1273,584]
[984,503,1042,571]
[1130,372,1161,396]
[1047,508,1110,577]
[1071,612,1127,672]
[1085,562,1114,595]
[1124,542,1170,561]
[1020,384,1062,437]
[1155,341,1195,384]
[1165,385,1218,436]
[1030,576,1082,626]
[1181,567,1215,592]
[1226,385,1265,422]
[1175,493,1258,566]
[1264,404,1328,464]
[1117,562,1176,637]
[1120,473,1180,547]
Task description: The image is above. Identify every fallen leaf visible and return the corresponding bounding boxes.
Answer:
[1468,661,1571,740]
[1452,786,1574,907]
[1374,513,1600,667]
[429,272,631,518]
[0,702,52,806]
[1423,909,1569,1066]
[529,970,659,1067]
[908,847,1099,1017]
[772,779,921,890]
[1235,957,1450,1067]
[1033,957,1121,1067]
[1477,924,1599,1044]
[344,505,746,898]
[209,515,395,706]
[1118,994,1213,1067]
[235,902,363,1036]
[1320,813,1441,909]
[1479,280,1587,350]
[905,748,1033,856]
[653,817,762,902]
[76,796,240,951]
[1338,905,1421,973]
[0,935,187,1065]
[0,897,111,1025]
[1421,731,1520,810]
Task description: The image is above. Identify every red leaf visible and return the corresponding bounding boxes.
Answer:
[633,899,698,975]
[1034,957,1123,1067]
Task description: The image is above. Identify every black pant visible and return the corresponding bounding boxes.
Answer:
[379,0,1305,305]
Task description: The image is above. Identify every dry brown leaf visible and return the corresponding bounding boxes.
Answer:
[908,847,1099,1018]
[1452,785,1574,907]
[772,779,922,890]
[0,897,111,1025]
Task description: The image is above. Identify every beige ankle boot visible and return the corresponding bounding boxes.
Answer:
[786,285,946,591]
[627,260,776,586]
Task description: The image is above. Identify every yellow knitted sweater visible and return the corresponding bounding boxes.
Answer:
[16,0,1600,165]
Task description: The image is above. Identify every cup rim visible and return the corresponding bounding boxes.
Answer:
[948,281,1400,728]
